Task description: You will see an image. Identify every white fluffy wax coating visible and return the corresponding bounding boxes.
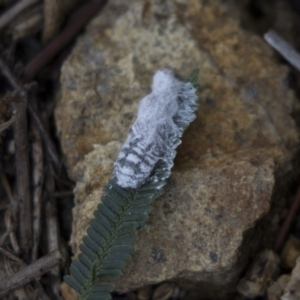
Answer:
[114,69,197,189]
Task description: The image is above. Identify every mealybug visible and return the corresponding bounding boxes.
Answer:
[114,69,197,188]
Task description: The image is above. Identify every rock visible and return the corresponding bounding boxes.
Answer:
[281,256,300,300]
[55,0,300,299]
[267,275,290,300]
[236,249,280,298]
[60,281,77,300]
[281,235,300,270]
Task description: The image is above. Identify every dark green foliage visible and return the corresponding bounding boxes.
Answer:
[187,69,199,88]
[64,177,168,300]
[64,70,199,300]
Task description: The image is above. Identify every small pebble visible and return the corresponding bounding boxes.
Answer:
[153,283,175,300]
[281,235,300,270]
[237,249,280,298]
[267,274,290,300]
[60,282,77,300]
[281,256,300,300]
[137,285,153,300]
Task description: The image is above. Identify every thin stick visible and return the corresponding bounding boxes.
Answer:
[0,57,24,95]
[46,170,59,255]
[0,247,26,267]
[0,168,14,203]
[31,106,44,262]
[5,209,20,254]
[0,57,60,170]
[3,257,29,299]
[275,185,300,251]
[28,104,60,169]
[0,231,9,247]
[0,249,63,298]
[21,0,107,81]
[0,110,16,132]
[0,0,39,30]
[1,247,51,299]
[13,95,32,263]
[45,167,60,298]
[0,169,20,254]
[264,30,300,72]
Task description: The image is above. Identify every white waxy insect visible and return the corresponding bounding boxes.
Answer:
[114,69,197,189]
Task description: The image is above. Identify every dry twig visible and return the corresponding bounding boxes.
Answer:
[1,248,51,300]
[46,171,59,254]
[13,95,32,262]
[0,249,63,298]
[1,247,46,298]
[0,0,39,30]
[0,110,16,132]
[0,169,20,254]
[42,0,62,44]
[21,0,108,81]
[4,209,20,254]
[0,57,24,95]
[264,30,300,72]
[31,104,44,261]
[28,103,60,169]
[0,247,26,266]
[0,231,9,247]
[3,255,29,299]
[11,3,43,40]
[45,167,61,298]
[0,55,61,169]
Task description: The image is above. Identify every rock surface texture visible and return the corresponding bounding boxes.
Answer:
[55,0,300,299]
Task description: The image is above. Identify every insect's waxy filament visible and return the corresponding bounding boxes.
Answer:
[114,69,198,189]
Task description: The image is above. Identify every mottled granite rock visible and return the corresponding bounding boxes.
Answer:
[55,0,300,298]
[281,235,300,270]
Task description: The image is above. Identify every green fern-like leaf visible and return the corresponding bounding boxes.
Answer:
[64,70,199,300]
